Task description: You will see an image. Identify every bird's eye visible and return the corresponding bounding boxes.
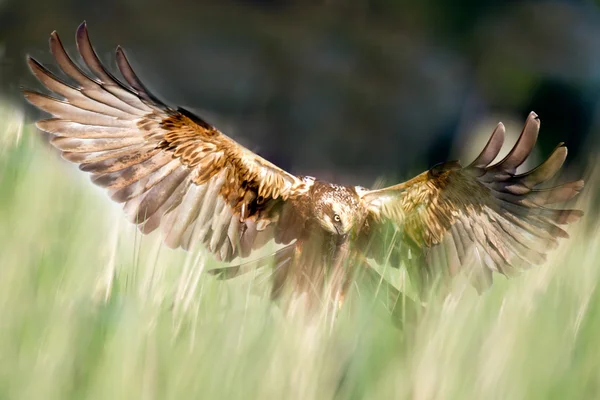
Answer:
[333,214,341,222]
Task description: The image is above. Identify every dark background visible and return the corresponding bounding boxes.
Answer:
[1,0,599,186]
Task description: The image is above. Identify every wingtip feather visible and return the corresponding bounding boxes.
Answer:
[467,121,505,169]
[75,22,88,42]
[25,55,44,78]
[493,111,540,172]
[49,30,61,47]
[516,143,568,188]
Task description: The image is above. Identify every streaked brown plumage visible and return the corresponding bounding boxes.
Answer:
[24,23,584,311]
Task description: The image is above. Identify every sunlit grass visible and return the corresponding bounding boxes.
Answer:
[0,111,598,399]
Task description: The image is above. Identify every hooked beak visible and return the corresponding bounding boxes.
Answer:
[335,226,350,243]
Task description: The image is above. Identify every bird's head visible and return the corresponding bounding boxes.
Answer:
[314,195,357,239]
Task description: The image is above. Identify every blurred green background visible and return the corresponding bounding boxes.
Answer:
[1,1,600,399]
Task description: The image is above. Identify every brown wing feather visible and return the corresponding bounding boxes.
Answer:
[358,112,584,295]
[24,22,310,261]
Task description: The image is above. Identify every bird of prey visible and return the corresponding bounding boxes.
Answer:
[24,23,584,311]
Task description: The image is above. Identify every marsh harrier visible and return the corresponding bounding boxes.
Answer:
[24,23,584,310]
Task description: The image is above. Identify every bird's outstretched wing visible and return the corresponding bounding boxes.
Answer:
[24,22,310,261]
[357,112,584,294]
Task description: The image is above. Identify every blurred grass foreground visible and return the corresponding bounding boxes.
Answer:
[0,104,599,400]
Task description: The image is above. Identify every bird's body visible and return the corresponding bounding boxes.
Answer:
[265,180,366,307]
[24,23,585,313]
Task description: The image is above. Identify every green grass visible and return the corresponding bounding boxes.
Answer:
[1,106,599,399]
